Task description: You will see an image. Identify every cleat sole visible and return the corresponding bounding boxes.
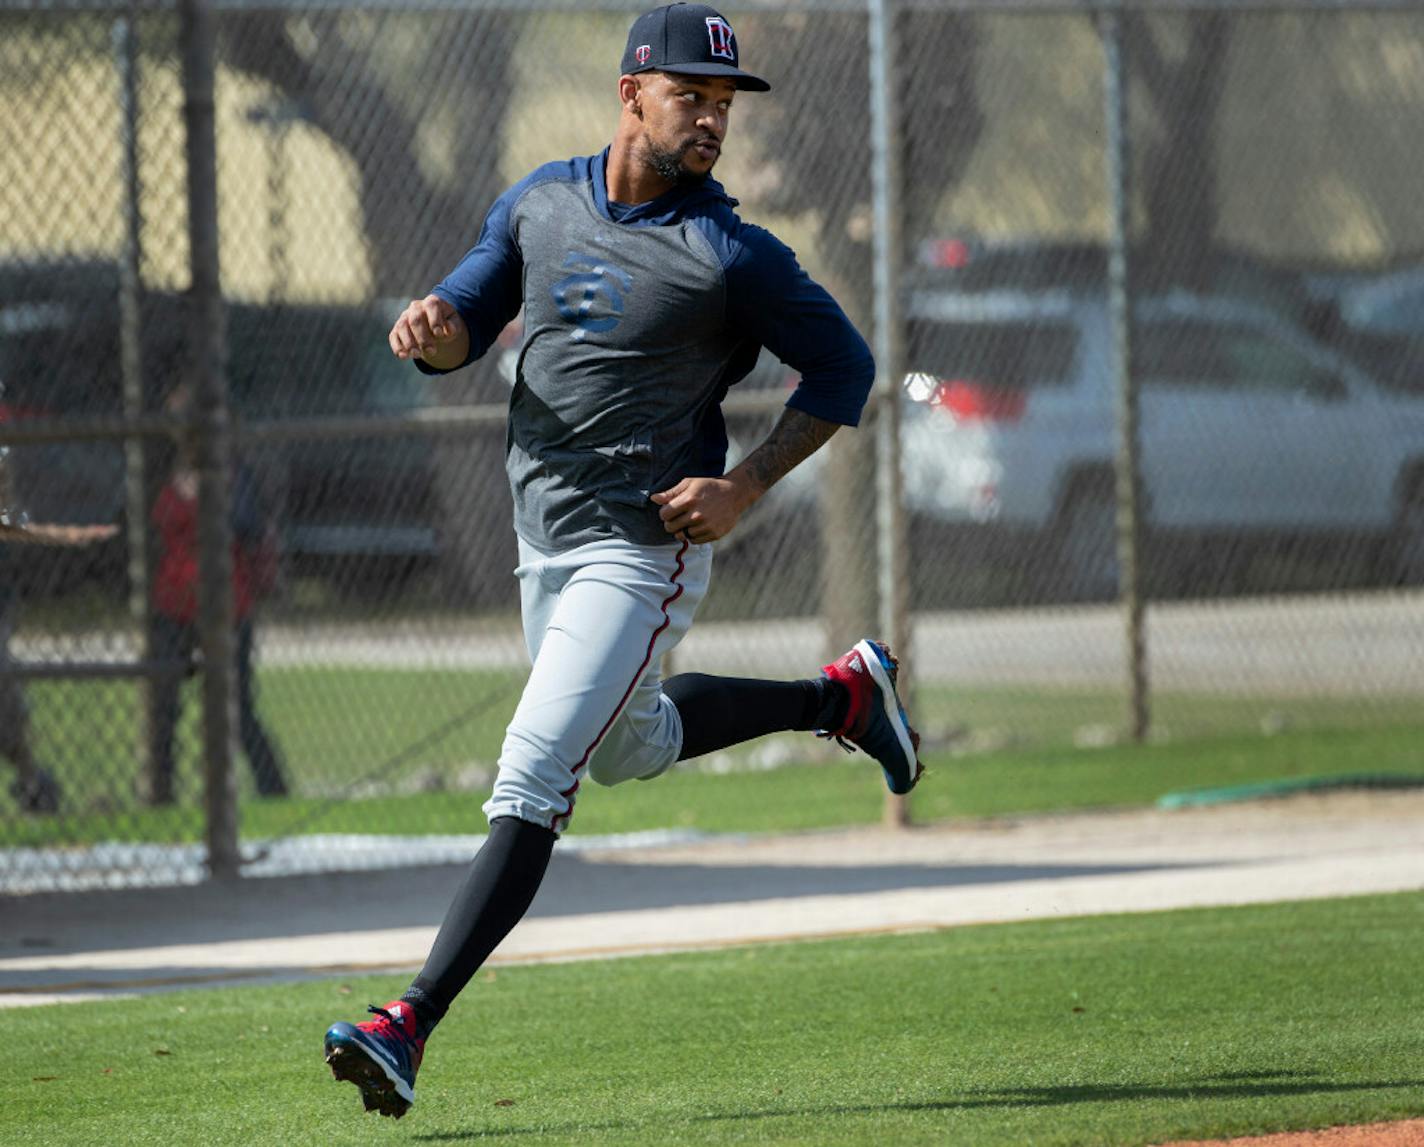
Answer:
[907,729,926,791]
[855,640,923,794]
[326,1042,412,1119]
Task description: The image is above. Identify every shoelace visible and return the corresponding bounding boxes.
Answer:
[366,1004,404,1031]
[815,729,859,755]
[366,1004,426,1052]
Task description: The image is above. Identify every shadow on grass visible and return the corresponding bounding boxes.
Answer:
[934,1071,1424,1111]
[411,1071,1424,1141]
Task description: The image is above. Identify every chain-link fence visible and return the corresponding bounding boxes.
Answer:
[3,0,1423,892]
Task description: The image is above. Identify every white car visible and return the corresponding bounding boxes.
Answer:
[897,287,1424,599]
[1306,264,1424,339]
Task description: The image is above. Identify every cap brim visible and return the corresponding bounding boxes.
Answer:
[657,62,771,92]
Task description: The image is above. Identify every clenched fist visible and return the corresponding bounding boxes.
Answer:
[388,295,470,372]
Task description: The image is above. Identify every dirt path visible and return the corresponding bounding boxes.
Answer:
[1159,1117,1424,1146]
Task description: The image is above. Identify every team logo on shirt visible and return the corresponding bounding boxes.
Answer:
[705,16,736,61]
[551,253,633,341]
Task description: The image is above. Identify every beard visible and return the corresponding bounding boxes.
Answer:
[644,135,715,186]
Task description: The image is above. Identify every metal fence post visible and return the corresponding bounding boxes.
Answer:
[114,10,155,784]
[180,0,239,879]
[869,0,912,827]
[1100,5,1150,742]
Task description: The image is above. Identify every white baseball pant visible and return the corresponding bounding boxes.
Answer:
[483,534,713,833]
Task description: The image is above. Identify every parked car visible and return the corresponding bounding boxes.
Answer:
[0,261,442,594]
[223,301,442,579]
[898,281,1424,600]
[1296,263,1424,401]
[1303,264,1424,339]
[908,237,1322,328]
[0,273,130,592]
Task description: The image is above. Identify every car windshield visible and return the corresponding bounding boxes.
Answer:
[1344,278,1424,335]
[909,244,1317,329]
[1137,318,1342,398]
[905,318,1078,389]
[1335,329,1424,397]
[0,301,118,415]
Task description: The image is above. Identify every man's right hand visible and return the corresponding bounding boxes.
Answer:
[388,294,470,371]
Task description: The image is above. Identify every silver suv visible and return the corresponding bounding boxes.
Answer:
[898,286,1424,599]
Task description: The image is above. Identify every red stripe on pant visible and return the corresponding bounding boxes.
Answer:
[551,538,690,832]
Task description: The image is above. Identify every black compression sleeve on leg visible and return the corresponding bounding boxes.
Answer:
[665,673,846,761]
[402,816,556,1037]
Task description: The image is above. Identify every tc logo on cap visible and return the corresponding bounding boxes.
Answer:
[619,4,770,92]
[705,15,735,61]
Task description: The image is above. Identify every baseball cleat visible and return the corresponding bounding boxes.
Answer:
[819,639,924,795]
[324,1000,425,1119]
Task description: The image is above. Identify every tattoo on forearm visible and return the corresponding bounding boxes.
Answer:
[740,409,840,494]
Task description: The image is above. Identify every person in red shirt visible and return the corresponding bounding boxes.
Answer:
[149,434,287,805]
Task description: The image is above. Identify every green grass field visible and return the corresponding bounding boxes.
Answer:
[8,892,1423,1146]
[6,667,1424,846]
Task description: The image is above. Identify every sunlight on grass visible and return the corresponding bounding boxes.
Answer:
[6,893,1423,1146]
[6,667,1424,846]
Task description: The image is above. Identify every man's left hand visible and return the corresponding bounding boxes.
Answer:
[651,476,757,544]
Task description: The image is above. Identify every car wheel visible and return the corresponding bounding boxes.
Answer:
[1056,482,1120,603]
[1391,475,1424,587]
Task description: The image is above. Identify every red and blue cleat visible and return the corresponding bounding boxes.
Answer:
[324,1000,425,1119]
[819,639,924,795]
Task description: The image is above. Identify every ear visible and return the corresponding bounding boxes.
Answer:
[619,75,642,117]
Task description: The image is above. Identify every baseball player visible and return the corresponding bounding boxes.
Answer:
[324,3,922,1118]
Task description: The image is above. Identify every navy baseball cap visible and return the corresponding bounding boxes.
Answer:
[621,3,771,92]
